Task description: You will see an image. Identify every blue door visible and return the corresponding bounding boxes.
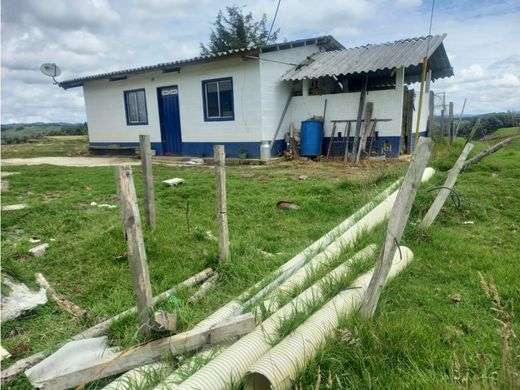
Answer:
[157,85,182,155]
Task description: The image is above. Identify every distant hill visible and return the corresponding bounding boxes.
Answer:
[1,122,88,144]
[434,111,518,139]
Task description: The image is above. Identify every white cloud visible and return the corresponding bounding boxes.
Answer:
[1,0,519,122]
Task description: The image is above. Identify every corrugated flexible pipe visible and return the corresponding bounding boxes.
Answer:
[245,247,414,390]
[176,245,381,390]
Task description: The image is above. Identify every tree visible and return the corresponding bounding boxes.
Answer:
[200,5,279,55]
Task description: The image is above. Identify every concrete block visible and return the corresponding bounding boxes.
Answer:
[163,178,185,186]
[29,243,49,257]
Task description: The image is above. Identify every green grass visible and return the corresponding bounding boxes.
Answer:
[1,136,88,158]
[1,129,518,389]
[0,146,404,388]
[295,130,520,389]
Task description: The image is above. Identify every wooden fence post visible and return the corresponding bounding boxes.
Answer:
[214,145,230,264]
[428,90,435,137]
[355,102,373,163]
[448,102,454,145]
[359,137,433,320]
[139,135,156,230]
[420,143,474,229]
[115,165,153,335]
[348,76,367,163]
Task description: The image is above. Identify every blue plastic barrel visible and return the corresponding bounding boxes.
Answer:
[300,120,323,156]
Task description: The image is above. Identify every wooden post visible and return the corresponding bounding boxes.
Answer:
[463,136,515,170]
[359,137,433,319]
[428,90,435,137]
[348,76,368,163]
[214,145,230,264]
[355,102,373,163]
[115,165,153,335]
[30,314,256,390]
[448,102,454,145]
[454,98,467,138]
[139,135,156,230]
[440,108,445,137]
[420,143,474,229]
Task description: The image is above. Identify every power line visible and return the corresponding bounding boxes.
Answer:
[266,0,281,43]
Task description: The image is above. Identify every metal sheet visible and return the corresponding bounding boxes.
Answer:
[282,34,453,81]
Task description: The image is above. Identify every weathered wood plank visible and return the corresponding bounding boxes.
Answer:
[360,137,434,319]
[115,165,153,335]
[139,135,156,230]
[187,273,219,304]
[355,102,373,163]
[348,77,368,163]
[34,314,255,390]
[463,136,515,170]
[1,269,213,383]
[35,273,87,318]
[214,146,230,264]
[420,143,474,229]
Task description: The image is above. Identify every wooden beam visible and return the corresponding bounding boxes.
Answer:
[214,146,230,264]
[35,273,87,318]
[187,273,219,304]
[348,77,368,163]
[115,165,153,335]
[32,314,255,390]
[139,135,156,230]
[454,98,467,138]
[359,137,433,319]
[420,143,474,229]
[270,93,293,153]
[355,102,373,163]
[1,269,214,383]
[463,136,515,170]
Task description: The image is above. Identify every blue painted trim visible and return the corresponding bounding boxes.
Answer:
[201,77,235,122]
[124,88,148,125]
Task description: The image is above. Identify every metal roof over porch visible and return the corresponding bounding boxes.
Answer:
[282,34,453,83]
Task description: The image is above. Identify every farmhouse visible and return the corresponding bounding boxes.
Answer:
[59,34,453,158]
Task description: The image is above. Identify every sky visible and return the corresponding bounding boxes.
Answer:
[1,0,519,123]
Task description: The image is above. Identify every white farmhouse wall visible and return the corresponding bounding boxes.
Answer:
[83,55,261,147]
[411,81,430,137]
[287,88,404,138]
[259,45,319,141]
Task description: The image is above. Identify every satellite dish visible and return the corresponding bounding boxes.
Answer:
[40,63,61,84]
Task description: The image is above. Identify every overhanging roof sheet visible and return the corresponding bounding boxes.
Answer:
[58,36,343,89]
[282,34,453,82]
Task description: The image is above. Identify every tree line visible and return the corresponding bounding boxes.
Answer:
[449,111,518,138]
[1,123,88,144]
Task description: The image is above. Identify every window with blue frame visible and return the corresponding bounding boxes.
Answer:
[202,78,234,121]
[124,88,148,125]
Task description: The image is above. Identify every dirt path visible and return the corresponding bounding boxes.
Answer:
[1,157,141,167]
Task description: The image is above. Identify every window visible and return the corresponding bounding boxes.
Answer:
[124,89,148,125]
[202,78,234,121]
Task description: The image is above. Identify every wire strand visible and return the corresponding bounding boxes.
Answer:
[266,0,281,43]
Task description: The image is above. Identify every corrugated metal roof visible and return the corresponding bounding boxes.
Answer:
[59,36,343,89]
[282,34,453,81]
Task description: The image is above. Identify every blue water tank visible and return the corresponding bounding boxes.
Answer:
[300,120,322,157]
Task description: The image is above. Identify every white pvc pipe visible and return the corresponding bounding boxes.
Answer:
[177,246,385,390]
[265,244,377,313]
[103,302,243,389]
[245,247,414,390]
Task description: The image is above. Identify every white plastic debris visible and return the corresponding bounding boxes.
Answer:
[2,204,27,211]
[29,237,41,244]
[29,243,49,257]
[91,201,116,209]
[1,275,48,322]
[98,204,117,209]
[163,178,185,186]
[25,336,118,388]
[0,345,11,361]
[184,158,204,165]
[463,221,474,225]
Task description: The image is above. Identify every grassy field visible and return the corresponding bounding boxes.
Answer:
[1,130,519,388]
[1,136,88,159]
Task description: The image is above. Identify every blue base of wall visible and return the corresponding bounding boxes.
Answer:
[90,135,424,158]
[90,139,286,158]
